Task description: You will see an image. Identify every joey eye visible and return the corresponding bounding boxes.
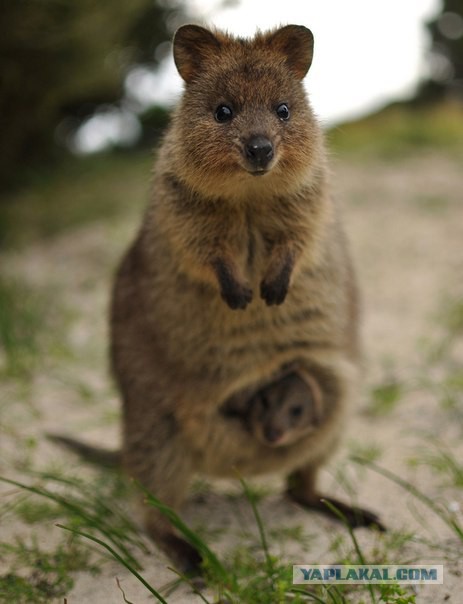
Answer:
[290,405,303,419]
[215,105,233,123]
[260,393,270,410]
[276,103,290,121]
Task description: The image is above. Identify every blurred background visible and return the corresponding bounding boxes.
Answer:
[1,0,462,190]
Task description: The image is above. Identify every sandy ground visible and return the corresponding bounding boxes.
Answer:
[1,150,462,602]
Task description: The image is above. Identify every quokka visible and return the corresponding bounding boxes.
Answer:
[57,23,384,574]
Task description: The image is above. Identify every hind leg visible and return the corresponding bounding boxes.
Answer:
[143,484,202,575]
[287,463,385,531]
[122,414,204,575]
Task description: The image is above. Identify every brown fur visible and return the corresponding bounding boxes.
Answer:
[109,24,380,573]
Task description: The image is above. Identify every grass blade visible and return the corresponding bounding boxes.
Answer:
[32,470,149,553]
[289,586,332,603]
[321,498,376,604]
[139,483,231,585]
[167,567,212,604]
[326,585,348,604]
[238,476,275,584]
[0,475,142,569]
[351,457,463,541]
[57,524,168,604]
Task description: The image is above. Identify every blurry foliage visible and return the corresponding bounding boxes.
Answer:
[369,381,403,416]
[0,536,100,603]
[138,104,172,148]
[329,101,463,157]
[0,277,47,379]
[0,275,66,380]
[418,0,463,102]
[0,152,151,249]
[0,0,185,189]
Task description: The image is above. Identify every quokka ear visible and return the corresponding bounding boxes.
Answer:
[267,25,314,80]
[173,24,221,83]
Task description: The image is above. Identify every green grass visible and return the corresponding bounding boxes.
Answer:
[409,446,463,489]
[0,276,57,379]
[328,101,463,158]
[348,442,382,465]
[420,296,463,414]
[0,470,148,568]
[412,193,451,213]
[424,296,463,362]
[267,524,314,550]
[12,498,62,524]
[0,536,100,603]
[7,427,461,602]
[368,380,404,416]
[0,468,426,604]
[438,368,463,416]
[438,297,463,338]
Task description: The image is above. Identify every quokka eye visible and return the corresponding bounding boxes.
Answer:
[276,103,290,121]
[215,104,233,123]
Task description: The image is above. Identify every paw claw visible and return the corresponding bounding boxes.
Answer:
[221,285,253,310]
[260,280,288,306]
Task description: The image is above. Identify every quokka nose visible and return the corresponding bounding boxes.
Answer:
[245,135,274,168]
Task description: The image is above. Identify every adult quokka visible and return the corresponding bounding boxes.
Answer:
[109,23,382,573]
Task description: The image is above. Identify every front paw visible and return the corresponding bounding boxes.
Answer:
[221,283,253,310]
[211,257,253,310]
[260,276,289,306]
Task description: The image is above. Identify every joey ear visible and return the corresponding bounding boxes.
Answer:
[268,25,314,80]
[173,25,221,83]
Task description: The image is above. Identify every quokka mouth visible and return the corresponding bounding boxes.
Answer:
[245,166,272,177]
[249,170,269,177]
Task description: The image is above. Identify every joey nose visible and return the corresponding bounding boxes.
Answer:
[264,426,283,444]
[245,135,274,169]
